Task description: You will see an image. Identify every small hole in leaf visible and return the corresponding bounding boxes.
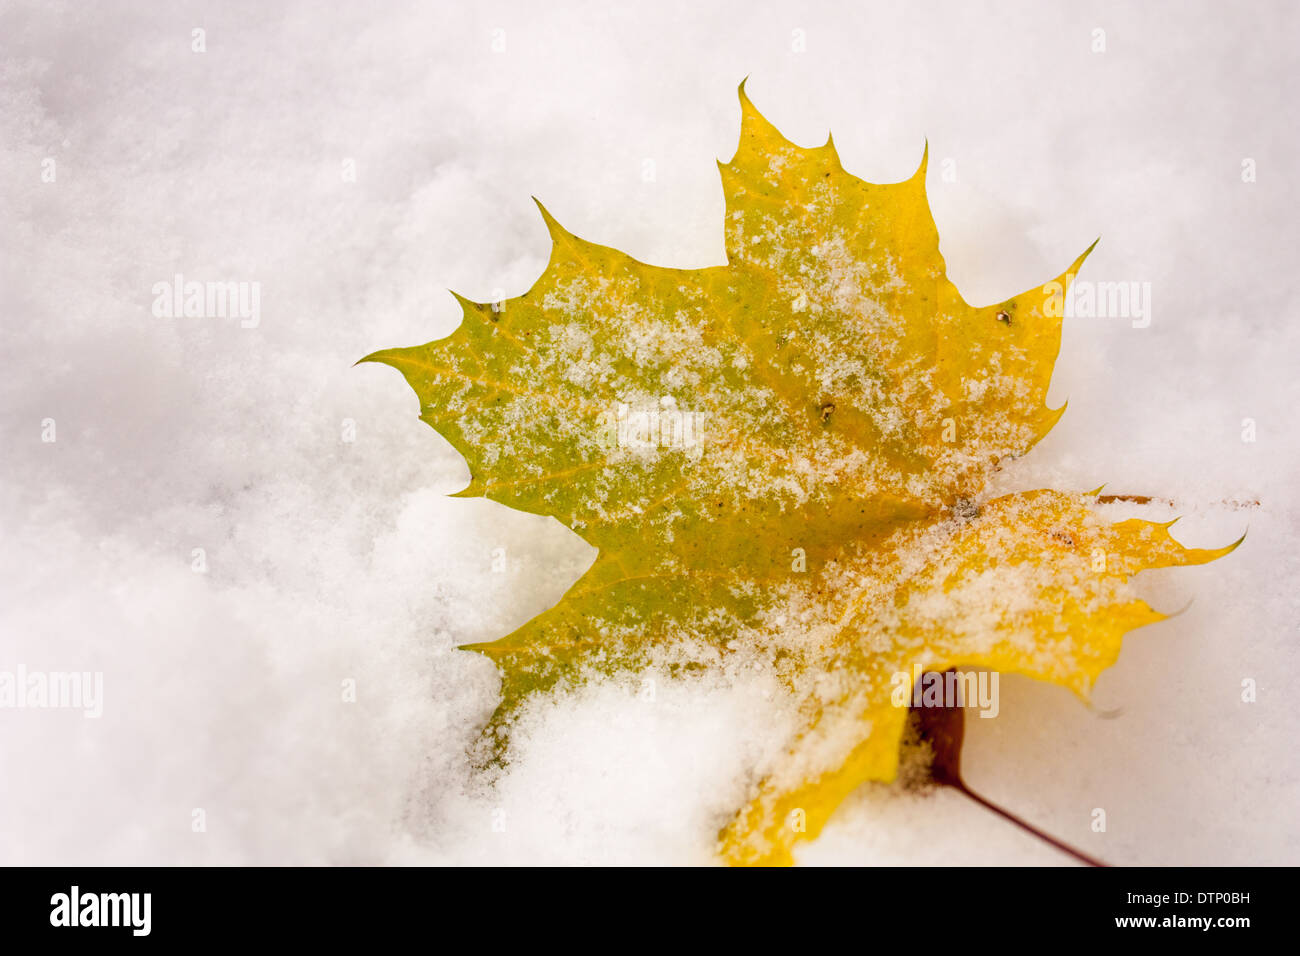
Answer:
[996,310,1011,324]
[820,402,835,422]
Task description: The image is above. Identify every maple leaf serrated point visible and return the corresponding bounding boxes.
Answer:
[1047,239,1100,298]
[353,347,396,369]
[909,137,930,185]
[530,195,571,244]
[1066,236,1101,283]
[734,79,796,154]
[447,289,483,312]
[459,639,503,656]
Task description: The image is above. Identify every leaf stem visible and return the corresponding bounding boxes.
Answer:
[951,780,1108,867]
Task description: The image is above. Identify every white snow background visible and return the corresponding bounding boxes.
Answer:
[1,0,1297,865]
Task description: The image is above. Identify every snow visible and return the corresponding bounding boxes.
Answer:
[1,0,1296,864]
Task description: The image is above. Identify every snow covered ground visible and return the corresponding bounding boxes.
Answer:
[1,0,1296,864]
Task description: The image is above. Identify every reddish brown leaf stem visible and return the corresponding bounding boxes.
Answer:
[951,780,1109,867]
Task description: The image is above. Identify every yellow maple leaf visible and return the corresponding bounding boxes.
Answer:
[363,82,1239,865]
